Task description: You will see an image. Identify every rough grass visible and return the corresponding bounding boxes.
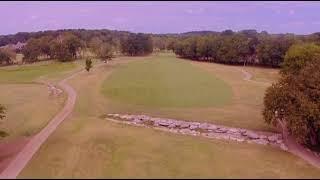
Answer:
[19,57,320,178]
[0,62,76,83]
[0,60,77,140]
[102,56,232,108]
[0,84,67,141]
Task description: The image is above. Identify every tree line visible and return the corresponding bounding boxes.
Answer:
[2,28,320,67]
[0,29,153,64]
[171,30,320,67]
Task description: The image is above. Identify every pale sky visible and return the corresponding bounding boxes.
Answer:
[1,1,320,35]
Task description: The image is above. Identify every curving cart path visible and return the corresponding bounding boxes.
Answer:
[0,69,84,179]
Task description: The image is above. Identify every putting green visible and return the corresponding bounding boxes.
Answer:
[102,56,232,108]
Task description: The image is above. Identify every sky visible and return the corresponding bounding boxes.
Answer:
[1,1,320,35]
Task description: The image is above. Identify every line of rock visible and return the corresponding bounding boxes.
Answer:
[106,113,288,151]
[47,83,63,96]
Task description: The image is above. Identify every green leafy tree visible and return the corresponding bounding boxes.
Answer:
[89,37,114,62]
[263,43,320,148]
[0,48,15,65]
[120,33,153,56]
[85,58,93,72]
[22,38,41,62]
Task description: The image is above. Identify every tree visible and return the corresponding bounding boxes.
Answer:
[0,104,5,120]
[22,38,41,62]
[49,33,83,62]
[0,48,15,65]
[256,35,294,67]
[89,37,114,62]
[263,43,320,148]
[120,33,153,56]
[282,43,320,75]
[85,58,93,72]
[97,43,114,62]
[38,35,54,59]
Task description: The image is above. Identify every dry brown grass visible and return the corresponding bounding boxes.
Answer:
[0,84,67,141]
[19,55,320,178]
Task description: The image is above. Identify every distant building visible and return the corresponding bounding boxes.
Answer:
[0,42,26,51]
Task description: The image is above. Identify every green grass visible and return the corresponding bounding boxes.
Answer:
[0,84,67,140]
[19,59,320,178]
[0,62,76,83]
[102,56,232,108]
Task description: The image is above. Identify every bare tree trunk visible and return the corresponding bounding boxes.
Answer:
[277,118,289,142]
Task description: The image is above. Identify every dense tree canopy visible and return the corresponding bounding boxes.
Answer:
[263,43,320,148]
[22,32,84,62]
[120,33,153,56]
[2,28,320,67]
[89,37,114,61]
[172,31,300,67]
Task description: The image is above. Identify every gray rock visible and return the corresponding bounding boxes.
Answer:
[229,135,245,142]
[114,113,120,117]
[214,128,227,133]
[219,127,228,132]
[180,122,190,128]
[251,139,269,145]
[199,123,209,130]
[191,122,201,126]
[228,128,239,134]
[259,135,267,139]
[280,144,288,151]
[208,125,217,130]
[189,125,198,130]
[276,139,283,144]
[245,131,259,139]
[207,132,217,138]
[240,129,247,134]
[133,119,142,124]
[139,115,150,121]
[158,121,170,126]
[267,135,278,142]
[168,123,176,128]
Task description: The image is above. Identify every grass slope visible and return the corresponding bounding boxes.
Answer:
[101,54,276,131]
[102,55,232,108]
[19,58,320,178]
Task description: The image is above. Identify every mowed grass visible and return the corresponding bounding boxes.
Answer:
[102,56,232,108]
[0,60,77,140]
[19,59,320,178]
[0,84,66,140]
[0,62,76,83]
[101,54,276,131]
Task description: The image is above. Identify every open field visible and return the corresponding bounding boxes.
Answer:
[102,55,232,108]
[0,60,81,140]
[101,53,277,131]
[18,54,320,178]
[0,84,66,140]
[0,62,76,83]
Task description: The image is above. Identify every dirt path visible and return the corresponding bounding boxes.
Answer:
[284,132,320,169]
[238,68,271,86]
[0,68,86,178]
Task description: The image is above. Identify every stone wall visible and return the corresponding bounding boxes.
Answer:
[106,113,288,151]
